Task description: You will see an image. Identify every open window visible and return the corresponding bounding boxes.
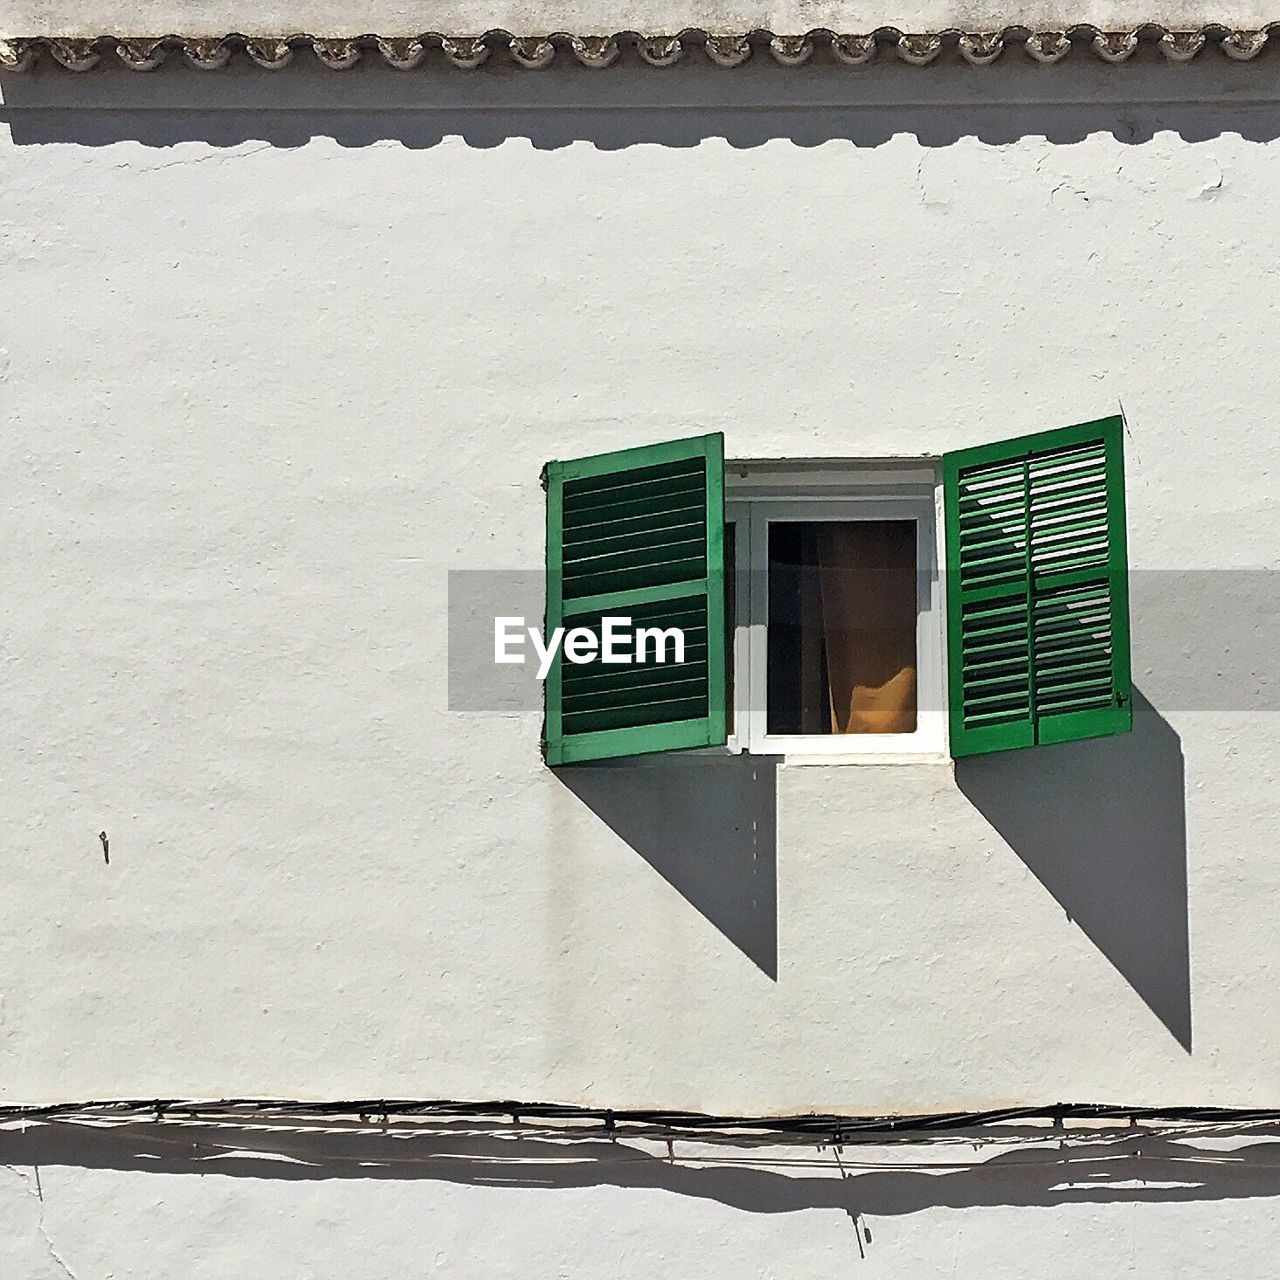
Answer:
[726,468,946,758]
[543,417,1131,765]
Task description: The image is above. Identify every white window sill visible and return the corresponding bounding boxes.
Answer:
[779,752,953,767]
[585,747,953,766]
[687,744,952,765]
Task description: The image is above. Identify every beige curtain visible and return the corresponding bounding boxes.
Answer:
[814,523,917,734]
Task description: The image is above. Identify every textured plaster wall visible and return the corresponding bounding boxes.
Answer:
[0,58,1278,1115]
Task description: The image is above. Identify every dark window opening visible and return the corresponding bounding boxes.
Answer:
[766,520,918,735]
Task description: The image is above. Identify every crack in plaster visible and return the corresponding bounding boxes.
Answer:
[4,1164,78,1280]
[133,141,275,175]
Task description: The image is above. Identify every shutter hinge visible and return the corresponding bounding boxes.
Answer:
[1116,692,1129,707]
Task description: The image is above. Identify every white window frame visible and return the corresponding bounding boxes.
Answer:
[725,464,947,761]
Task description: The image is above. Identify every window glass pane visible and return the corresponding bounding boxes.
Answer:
[767,520,918,735]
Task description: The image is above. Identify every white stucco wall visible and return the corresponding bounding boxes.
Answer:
[1,57,1278,1121]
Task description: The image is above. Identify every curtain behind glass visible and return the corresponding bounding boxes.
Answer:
[767,520,917,735]
[815,521,917,734]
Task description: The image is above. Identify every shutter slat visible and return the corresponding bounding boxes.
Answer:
[963,652,1030,674]
[1029,460,1107,490]
[1036,661,1113,687]
[962,618,1027,639]
[563,458,703,508]
[962,597,1026,622]
[959,490,1027,516]
[966,689,1032,710]
[960,548,1027,571]
[564,675,710,715]
[965,672,1032,694]
[1027,492,1108,522]
[563,501,706,543]
[962,619,1027,643]
[959,529,1029,557]
[564,694,710,735]
[562,485,706,528]
[1032,520,1108,549]
[564,556,707,601]
[1034,637,1112,663]
[564,642,710,679]
[564,518,705,556]
[1028,449,1105,477]
[965,707,1034,727]
[565,658,710,697]
[564,536,706,576]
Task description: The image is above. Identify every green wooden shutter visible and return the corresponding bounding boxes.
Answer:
[943,415,1132,758]
[543,433,726,765]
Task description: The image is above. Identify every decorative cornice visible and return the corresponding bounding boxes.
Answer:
[0,25,1277,71]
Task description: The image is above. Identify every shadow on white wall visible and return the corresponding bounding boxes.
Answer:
[955,689,1190,1051]
[6,58,1280,151]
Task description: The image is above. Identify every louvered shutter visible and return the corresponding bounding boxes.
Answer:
[543,433,726,765]
[943,415,1132,758]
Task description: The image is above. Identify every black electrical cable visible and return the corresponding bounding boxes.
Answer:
[3,1098,1280,1140]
